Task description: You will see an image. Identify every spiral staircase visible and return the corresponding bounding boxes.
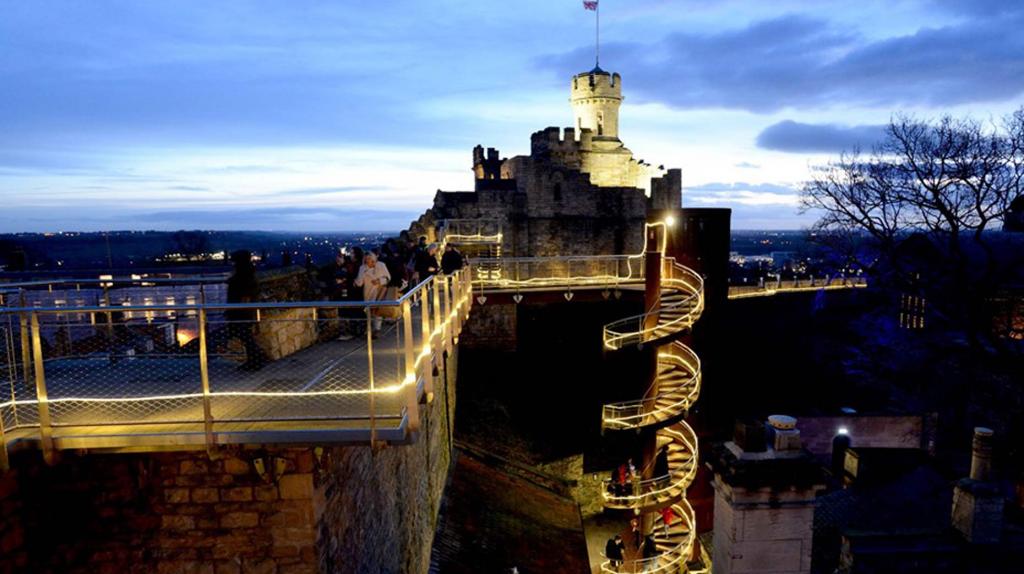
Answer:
[600,256,704,574]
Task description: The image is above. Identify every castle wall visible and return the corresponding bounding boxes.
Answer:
[0,448,319,574]
[0,350,460,574]
[316,347,458,574]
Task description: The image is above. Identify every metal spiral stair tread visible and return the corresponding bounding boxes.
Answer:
[602,341,701,432]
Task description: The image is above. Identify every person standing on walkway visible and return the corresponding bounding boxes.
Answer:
[441,243,464,275]
[354,252,391,337]
[605,534,625,571]
[225,250,268,370]
[415,242,440,281]
[630,517,641,550]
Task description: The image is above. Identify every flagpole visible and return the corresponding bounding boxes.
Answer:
[596,1,600,68]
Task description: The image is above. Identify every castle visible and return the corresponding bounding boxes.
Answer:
[411,66,683,257]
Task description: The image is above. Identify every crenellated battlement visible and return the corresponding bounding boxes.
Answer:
[530,126,594,156]
[571,69,622,100]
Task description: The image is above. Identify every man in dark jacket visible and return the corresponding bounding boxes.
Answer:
[641,535,659,571]
[605,535,625,571]
[225,250,268,370]
[441,243,464,275]
[414,243,439,281]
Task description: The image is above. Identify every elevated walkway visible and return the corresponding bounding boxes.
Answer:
[0,270,473,464]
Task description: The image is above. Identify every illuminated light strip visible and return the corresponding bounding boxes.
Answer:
[728,282,867,299]
[442,233,503,244]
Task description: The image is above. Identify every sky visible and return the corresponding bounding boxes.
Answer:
[2,0,1024,232]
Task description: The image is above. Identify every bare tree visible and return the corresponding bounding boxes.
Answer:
[801,109,1024,335]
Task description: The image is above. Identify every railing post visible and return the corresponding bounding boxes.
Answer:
[420,284,433,397]
[197,308,214,451]
[451,274,462,339]
[102,285,114,343]
[402,299,420,432]
[18,312,32,401]
[365,307,376,446]
[431,277,442,349]
[442,276,453,349]
[29,313,55,464]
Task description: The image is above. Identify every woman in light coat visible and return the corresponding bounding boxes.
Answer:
[354,252,391,336]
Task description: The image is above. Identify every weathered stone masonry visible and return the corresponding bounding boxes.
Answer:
[0,348,458,574]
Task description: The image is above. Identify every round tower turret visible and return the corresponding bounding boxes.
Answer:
[570,67,622,140]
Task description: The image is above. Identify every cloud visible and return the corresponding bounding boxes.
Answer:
[542,11,1024,112]
[268,186,395,197]
[734,161,761,169]
[683,181,814,229]
[755,120,886,153]
[684,182,800,206]
[134,207,420,232]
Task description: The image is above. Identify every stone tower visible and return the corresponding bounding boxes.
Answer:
[570,67,622,140]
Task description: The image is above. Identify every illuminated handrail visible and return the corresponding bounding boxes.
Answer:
[728,277,867,299]
[603,258,704,350]
[472,254,646,290]
[602,341,701,431]
[439,219,503,246]
[601,422,698,510]
[0,268,474,464]
[600,501,696,574]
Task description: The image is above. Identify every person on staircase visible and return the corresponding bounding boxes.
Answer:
[641,534,659,572]
[661,506,675,537]
[604,534,625,571]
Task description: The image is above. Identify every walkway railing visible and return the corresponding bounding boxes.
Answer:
[471,254,646,292]
[439,219,503,246]
[728,276,867,299]
[0,269,473,466]
[1,275,229,309]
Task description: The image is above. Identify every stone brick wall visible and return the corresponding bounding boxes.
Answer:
[797,415,929,457]
[458,303,517,351]
[316,347,458,573]
[0,448,317,574]
[257,267,317,303]
[254,308,319,361]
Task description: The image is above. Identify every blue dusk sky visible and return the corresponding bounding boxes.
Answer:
[2,0,1024,232]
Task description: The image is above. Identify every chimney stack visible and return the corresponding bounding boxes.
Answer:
[951,427,1004,544]
[767,414,802,451]
[969,426,994,481]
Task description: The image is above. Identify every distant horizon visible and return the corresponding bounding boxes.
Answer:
[0,227,817,236]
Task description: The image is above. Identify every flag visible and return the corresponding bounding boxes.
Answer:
[583,1,598,10]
